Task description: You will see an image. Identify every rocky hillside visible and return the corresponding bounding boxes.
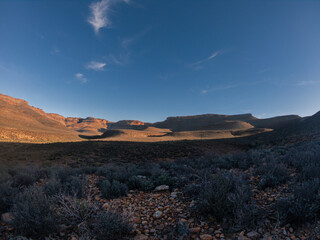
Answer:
[0,94,150,141]
[152,113,301,131]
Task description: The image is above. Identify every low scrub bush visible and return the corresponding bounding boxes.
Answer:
[0,181,17,214]
[12,186,59,238]
[277,179,320,225]
[98,179,128,199]
[43,174,87,198]
[256,161,290,189]
[56,195,98,235]
[152,174,174,187]
[196,171,259,229]
[90,211,132,240]
[183,184,201,198]
[127,176,154,191]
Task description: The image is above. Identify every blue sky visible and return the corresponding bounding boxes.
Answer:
[0,0,320,122]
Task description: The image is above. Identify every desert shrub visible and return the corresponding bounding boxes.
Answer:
[258,175,280,190]
[42,177,62,196]
[12,186,59,238]
[98,179,128,199]
[43,174,87,198]
[10,166,52,188]
[298,162,320,181]
[136,163,162,177]
[11,173,36,187]
[81,166,98,175]
[197,171,258,229]
[166,220,190,240]
[54,167,81,183]
[127,176,154,191]
[7,236,33,240]
[283,141,320,169]
[187,155,218,170]
[0,181,17,214]
[183,184,201,198]
[164,161,195,176]
[197,172,235,220]
[56,195,97,234]
[256,161,290,189]
[62,175,87,198]
[0,167,11,183]
[277,179,320,225]
[90,211,132,240]
[152,174,174,187]
[232,152,253,170]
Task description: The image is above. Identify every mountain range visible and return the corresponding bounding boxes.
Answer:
[0,93,317,143]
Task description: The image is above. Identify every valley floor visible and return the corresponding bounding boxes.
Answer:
[1,132,320,240]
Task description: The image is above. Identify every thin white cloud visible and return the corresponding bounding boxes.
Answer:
[207,51,220,60]
[201,84,238,94]
[108,53,130,65]
[201,79,265,94]
[86,61,107,71]
[121,37,135,49]
[75,73,88,83]
[295,80,320,86]
[121,27,151,48]
[188,50,222,70]
[50,47,60,55]
[88,0,130,34]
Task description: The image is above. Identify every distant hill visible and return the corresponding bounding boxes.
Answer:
[248,115,301,129]
[151,113,301,131]
[152,114,257,131]
[0,93,79,142]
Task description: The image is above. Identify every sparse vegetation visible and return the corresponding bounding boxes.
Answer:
[11,186,59,238]
[91,211,132,240]
[98,179,128,199]
[1,139,320,239]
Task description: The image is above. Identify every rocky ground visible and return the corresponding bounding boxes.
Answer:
[2,173,317,240]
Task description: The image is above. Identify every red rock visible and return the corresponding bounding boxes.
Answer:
[190,227,201,233]
[134,234,148,240]
[1,212,13,223]
[200,234,213,240]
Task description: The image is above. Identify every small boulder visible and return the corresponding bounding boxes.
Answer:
[154,185,169,191]
[1,212,14,223]
[200,234,214,240]
[134,234,148,240]
[153,210,162,218]
[190,227,201,233]
[170,192,178,198]
[247,231,259,239]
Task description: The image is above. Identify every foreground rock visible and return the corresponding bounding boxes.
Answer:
[1,212,13,224]
[154,185,169,191]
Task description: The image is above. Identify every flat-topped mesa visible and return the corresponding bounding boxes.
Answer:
[152,113,257,131]
[164,113,256,121]
[117,120,148,126]
[107,120,151,130]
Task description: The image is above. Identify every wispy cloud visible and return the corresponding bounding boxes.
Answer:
[50,47,60,55]
[201,79,266,95]
[295,80,320,86]
[75,73,88,83]
[86,61,107,71]
[201,84,238,94]
[121,27,151,48]
[188,50,223,70]
[88,0,130,34]
[108,53,130,65]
